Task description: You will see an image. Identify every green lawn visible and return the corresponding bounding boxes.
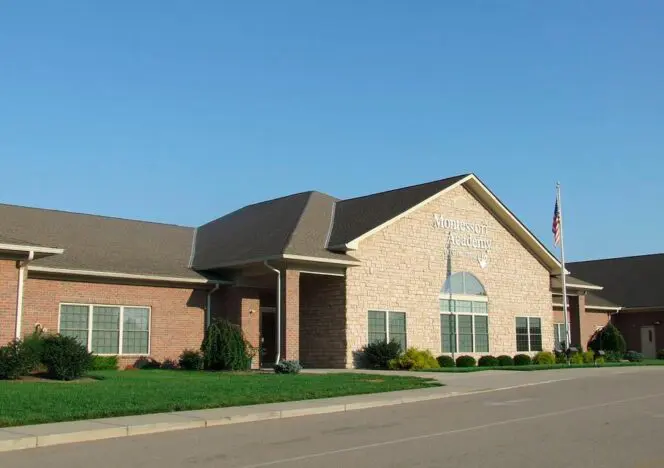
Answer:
[419,360,664,372]
[0,370,440,428]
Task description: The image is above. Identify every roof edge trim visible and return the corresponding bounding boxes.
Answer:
[0,243,64,255]
[28,265,224,285]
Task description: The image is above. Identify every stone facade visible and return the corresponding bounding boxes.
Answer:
[345,184,553,366]
[22,275,207,368]
[0,260,19,346]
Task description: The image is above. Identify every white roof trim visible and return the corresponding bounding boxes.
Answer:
[552,282,604,291]
[0,243,64,255]
[553,302,621,311]
[193,253,360,270]
[27,265,224,284]
[331,175,472,251]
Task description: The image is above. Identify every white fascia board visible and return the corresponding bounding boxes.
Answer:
[27,265,227,285]
[0,243,64,255]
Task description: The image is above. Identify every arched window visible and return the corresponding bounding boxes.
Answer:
[440,272,489,354]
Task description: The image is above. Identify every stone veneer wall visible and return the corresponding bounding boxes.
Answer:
[345,184,553,367]
[0,260,19,346]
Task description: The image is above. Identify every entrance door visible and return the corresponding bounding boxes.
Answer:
[260,307,277,367]
[640,326,656,358]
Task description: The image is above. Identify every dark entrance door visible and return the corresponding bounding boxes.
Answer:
[260,307,277,367]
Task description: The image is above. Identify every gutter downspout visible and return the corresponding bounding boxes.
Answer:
[206,283,221,328]
[264,261,281,365]
[16,251,34,339]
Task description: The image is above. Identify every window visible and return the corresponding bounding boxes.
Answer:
[59,304,150,355]
[553,323,567,349]
[368,310,407,351]
[440,272,489,353]
[516,317,542,352]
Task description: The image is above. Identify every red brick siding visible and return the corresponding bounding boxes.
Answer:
[211,287,260,369]
[282,270,300,361]
[300,274,346,368]
[0,260,19,345]
[613,311,664,354]
[556,295,611,350]
[22,275,207,366]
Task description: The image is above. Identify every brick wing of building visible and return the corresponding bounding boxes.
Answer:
[0,173,654,368]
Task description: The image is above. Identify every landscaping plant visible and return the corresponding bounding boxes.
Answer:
[160,359,178,370]
[274,360,302,374]
[201,319,255,371]
[569,352,584,365]
[513,354,532,366]
[362,340,402,369]
[436,355,456,367]
[657,349,664,360]
[455,355,476,368]
[133,357,162,369]
[588,323,626,355]
[179,349,204,370]
[478,355,499,367]
[41,335,92,381]
[582,351,595,364]
[625,351,644,362]
[0,339,40,380]
[91,355,119,371]
[497,355,514,366]
[389,348,439,370]
[533,351,556,365]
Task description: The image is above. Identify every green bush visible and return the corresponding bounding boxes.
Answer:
[582,351,595,364]
[478,355,499,367]
[160,359,178,370]
[569,353,584,365]
[362,340,402,369]
[605,350,623,362]
[22,330,46,367]
[41,335,92,381]
[133,357,161,369]
[588,323,626,354]
[625,351,644,362]
[513,354,532,366]
[497,355,514,366]
[455,355,476,368]
[389,348,439,370]
[91,355,119,371]
[437,355,456,367]
[179,349,204,370]
[555,350,568,364]
[533,351,556,365]
[274,360,302,374]
[657,349,664,360]
[0,339,40,380]
[201,320,254,371]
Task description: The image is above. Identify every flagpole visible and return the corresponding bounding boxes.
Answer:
[557,182,571,349]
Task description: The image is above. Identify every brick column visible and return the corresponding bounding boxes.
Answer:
[281,270,300,361]
[0,260,19,345]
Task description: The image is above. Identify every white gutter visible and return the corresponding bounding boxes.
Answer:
[15,250,35,339]
[264,261,282,365]
[28,266,217,284]
[206,283,221,327]
[0,243,64,255]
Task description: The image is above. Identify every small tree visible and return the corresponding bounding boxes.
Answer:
[201,319,254,371]
[588,323,626,354]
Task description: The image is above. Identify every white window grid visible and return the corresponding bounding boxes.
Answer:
[367,309,407,348]
[516,316,542,352]
[439,295,489,353]
[58,303,152,356]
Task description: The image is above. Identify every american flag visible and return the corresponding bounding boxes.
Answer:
[552,198,561,246]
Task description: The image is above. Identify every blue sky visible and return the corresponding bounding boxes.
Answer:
[1,1,662,261]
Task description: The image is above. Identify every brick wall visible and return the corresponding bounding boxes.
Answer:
[22,275,207,367]
[211,286,260,368]
[300,274,346,368]
[555,297,611,350]
[613,311,664,355]
[282,270,300,361]
[345,184,553,367]
[0,260,19,345]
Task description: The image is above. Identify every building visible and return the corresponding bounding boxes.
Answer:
[566,255,664,358]
[1,173,624,368]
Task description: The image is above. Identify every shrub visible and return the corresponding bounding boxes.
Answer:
[437,355,456,367]
[625,351,644,362]
[274,360,302,374]
[569,353,584,365]
[582,351,595,364]
[41,334,92,381]
[588,323,626,354]
[555,350,568,364]
[658,349,664,360]
[179,349,204,370]
[533,351,556,365]
[160,359,178,370]
[455,355,476,368]
[0,339,40,380]
[133,357,161,369]
[605,350,623,362]
[497,355,514,366]
[91,355,119,371]
[362,340,402,369]
[478,355,499,367]
[201,320,255,371]
[389,348,439,370]
[22,330,46,367]
[513,354,532,366]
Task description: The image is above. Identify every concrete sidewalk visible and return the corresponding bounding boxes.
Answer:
[0,366,652,454]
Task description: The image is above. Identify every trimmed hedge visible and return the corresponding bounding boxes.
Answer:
[455,355,476,368]
[625,351,644,362]
[533,351,555,365]
[179,349,204,370]
[363,340,402,369]
[0,339,40,380]
[478,355,499,367]
[389,348,439,370]
[497,355,514,366]
[513,354,532,366]
[274,360,302,374]
[41,335,92,381]
[569,353,584,365]
[91,355,119,371]
[437,355,456,368]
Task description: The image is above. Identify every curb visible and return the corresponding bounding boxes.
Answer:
[0,377,575,454]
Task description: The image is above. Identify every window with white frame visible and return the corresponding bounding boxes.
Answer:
[516,317,542,352]
[440,272,489,353]
[553,323,567,349]
[368,310,406,351]
[59,304,150,355]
